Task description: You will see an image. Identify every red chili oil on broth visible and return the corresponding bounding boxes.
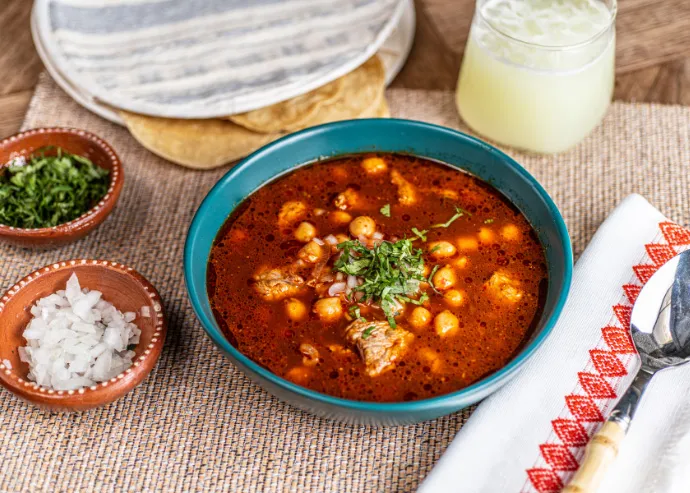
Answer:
[207,154,547,402]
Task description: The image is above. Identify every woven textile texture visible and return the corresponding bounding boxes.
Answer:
[0,74,688,492]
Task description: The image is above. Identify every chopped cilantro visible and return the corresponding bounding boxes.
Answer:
[348,305,365,322]
[484,218,494,224]
[427,265,441,294]
[362,326,377,339]
[410,227,428,242]
[399,292,429,305]
[334,238,428,327]
[380,204,391,217]
[431,207,472,229]
[0,147,110,229]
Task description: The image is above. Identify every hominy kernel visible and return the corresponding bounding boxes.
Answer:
[434,310,459,336]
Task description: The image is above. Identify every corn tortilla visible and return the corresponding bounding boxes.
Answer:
[229,56,385,134]
[121,94,389,170]
[226,77,344,133]
[120,111,281,170]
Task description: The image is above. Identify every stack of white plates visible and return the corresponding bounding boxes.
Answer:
[31,0,415,126]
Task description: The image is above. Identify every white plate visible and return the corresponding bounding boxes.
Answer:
[33,0,405,119]
[379,0,416,87]
[32,0,415,127]
[32,11,124,125]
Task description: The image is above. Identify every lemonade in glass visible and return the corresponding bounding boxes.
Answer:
[456,0,617,153]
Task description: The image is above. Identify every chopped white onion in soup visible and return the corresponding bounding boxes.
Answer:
[328,282,348,296]
[313,237,325,246]
[372,231,384,240]
[391,298,405,314]
[19,273,142,391]
[324,234,337,245]
[347,275,358,289]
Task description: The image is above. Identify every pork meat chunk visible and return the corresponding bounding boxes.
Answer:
[485,271,523,303]
[345,320,413,376]
[390,169,417,205]
[278,201,308,228]
[334,188,360,210]
[253,268,305,301]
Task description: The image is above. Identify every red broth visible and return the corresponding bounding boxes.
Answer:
[208,154,547,402]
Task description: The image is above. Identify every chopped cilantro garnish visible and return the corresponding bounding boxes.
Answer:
[0,147,110,229]
[427,265,441,294]
[334,238,429,327]
[380,204,391,217]
[484,218,494,224]
[431,207,471,229]
[348,305,365,322]
[399,292,429,305]
[362,326,376,339]
[410,227,428,242]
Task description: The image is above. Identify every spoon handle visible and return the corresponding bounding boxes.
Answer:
[563,369,653,493]
[562,419,626,493]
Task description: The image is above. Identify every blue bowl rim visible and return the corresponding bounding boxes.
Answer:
[184,118,573,412]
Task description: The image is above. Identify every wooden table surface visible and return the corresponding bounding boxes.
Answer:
[0,0,688,139]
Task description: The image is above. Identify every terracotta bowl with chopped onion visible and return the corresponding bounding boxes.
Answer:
[0,259,166,411]
[0,128,124,248]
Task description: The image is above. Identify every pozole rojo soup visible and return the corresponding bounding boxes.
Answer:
[207,154,547,402]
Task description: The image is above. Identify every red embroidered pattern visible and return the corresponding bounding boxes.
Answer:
[526,222,690,493]
[578,373,616,399]
[551,419,588,447]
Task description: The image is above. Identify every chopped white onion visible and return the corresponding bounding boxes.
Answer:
[347,275,358,289]
[2,359,11,370]
[328,282,348,296]
[372,231,384,240]
[18,347,29,363]
[20,273,141,391]
[313,237,325,246]
[324,234,337,245]
[391,298,405,314]
[141,306,151,318]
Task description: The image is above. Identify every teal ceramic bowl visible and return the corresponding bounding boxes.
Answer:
[185,119,572,425]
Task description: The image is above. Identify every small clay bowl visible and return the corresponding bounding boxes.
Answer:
[0,259,166,411]
[0,128,124,248]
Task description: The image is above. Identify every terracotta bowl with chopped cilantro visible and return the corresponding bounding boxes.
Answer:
[0,128,124,248]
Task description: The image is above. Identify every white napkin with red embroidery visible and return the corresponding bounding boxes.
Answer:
[419,194,690,493]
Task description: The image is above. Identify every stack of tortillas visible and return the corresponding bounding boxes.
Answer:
[120,56,388,170]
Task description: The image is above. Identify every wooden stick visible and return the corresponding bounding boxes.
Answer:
[563,420,626,493]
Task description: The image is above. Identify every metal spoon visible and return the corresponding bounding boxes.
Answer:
[564,250,690,493]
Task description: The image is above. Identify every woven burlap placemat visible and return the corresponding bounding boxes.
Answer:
[1,74,689,493]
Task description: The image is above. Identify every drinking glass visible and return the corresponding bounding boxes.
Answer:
[455,0,617,153]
